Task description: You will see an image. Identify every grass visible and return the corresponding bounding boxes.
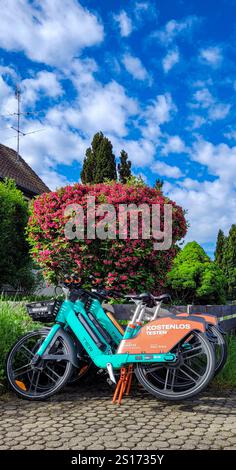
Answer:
[213,335,236,387]
[0,301,41,389]
[0,293,53,302]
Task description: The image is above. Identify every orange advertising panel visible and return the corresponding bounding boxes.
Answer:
[117,316,206,354]
[177,312,218,325]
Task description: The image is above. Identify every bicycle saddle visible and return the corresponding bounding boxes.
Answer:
[125,292,156,307]
[154,294,171,303]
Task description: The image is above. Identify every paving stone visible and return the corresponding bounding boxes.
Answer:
[0,384,236,450]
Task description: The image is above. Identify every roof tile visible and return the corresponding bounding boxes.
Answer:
[0,143,50,195]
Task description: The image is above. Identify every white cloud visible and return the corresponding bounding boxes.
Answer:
[193,88,214,108]
[67,80,138,138]
[38,169,73,191]
[0,0,104,66]
[152,16,198,44]
[224,127,236,141]
[113,137,156,167]
[0,74,17,116]
[166,178,236,243]
[141,93,176,142]
[200,46,222,67]
[208,103,231,120]
[161,135,186,155]
[134,1,158,18]
[163,138,236,244]
[0,75,11,101]
[0,65,17,80]
[122,53,149,80]
[162,48,180,73]
[114,10,132,37]
[145,93,176,125]
[188,114,206,130]
[191,139,236,183]
[190,87,230,122]
[152,160,183,178]
[21,71,64,105]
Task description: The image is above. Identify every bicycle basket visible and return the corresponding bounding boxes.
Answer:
[26,300,62,323]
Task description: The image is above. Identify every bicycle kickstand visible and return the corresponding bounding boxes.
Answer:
[112,365,133,405]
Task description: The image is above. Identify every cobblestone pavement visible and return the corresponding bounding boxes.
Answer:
[0,378,236,450]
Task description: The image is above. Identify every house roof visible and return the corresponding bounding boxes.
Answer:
[0,143,50,196]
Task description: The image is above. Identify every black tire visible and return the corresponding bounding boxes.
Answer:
[6,329,73,400]
[209,325,228,376]
[135,331,215,401]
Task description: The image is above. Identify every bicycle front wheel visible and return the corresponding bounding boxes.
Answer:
[135,331,215,401]
[6,329,73,400]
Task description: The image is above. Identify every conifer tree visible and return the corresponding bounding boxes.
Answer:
[154,178,164,191]
[214,229,226,268]
[117,150,132,183]
[222,225,236,299]
[81,132,117,183]
[94,134,117,183]
[80,148,96,184]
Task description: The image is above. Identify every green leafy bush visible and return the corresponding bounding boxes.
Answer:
[0,179,35,292]
[0,301,41,383]
[167,241,227,304]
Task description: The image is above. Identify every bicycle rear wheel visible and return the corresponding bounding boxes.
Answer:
[6,329,73,400]
[135,331,215,401]
[208,325,228,376]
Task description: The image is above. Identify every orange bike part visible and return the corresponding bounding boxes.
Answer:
[15,380,27,391]
[112,366,133,405]
[177,312,218,326]
[125,365,133,396]
[106,311,124,335]
[112,367,126,404]
[117,316,206,355]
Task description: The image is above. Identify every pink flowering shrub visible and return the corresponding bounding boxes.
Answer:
[27,182,187,294]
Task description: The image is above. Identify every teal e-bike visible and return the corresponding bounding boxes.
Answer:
[6,281,216,402]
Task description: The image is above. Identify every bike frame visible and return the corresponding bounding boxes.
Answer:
[78,296,219,349]
[35,299,177,370]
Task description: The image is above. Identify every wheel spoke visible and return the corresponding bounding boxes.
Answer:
[45,365,61,380]
[42,369,57,384]
[178,367,197,383]
[184,363,201,378]
[13,363,33,377]
[28,370,36,393]
[182,345,202,356]
[21,345,34,358]
[164,369,170,390]
[14,362,32,373]
[170,369,176,390]
[145,365,163,374]
[33,371,41,396]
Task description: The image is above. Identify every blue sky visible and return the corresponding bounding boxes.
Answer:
[0,0,236,256]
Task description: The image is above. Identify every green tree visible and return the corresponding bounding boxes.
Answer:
[80,148,96,184]
[154,178,164,191]
[0,179,35,292]
[215,229,226,267]
[167,241,226,304]
[117,150,132,183]
[81,132,117,184]
[222,225,236,299]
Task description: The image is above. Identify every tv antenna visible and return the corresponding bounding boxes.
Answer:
[9,84,45,162]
